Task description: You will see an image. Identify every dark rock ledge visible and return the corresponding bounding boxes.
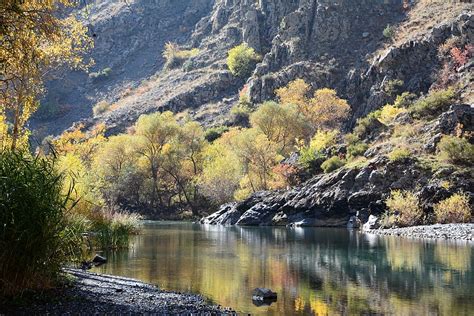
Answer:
[4,269,234,315]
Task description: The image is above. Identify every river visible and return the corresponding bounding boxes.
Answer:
[96,221,474,315]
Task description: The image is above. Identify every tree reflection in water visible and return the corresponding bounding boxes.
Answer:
[97,222,474,315]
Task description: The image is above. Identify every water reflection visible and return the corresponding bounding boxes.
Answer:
[96,222,474,315]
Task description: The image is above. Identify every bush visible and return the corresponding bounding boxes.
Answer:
[231,104,252,127]
[321,156,345,173]
[383,79,404,97]
[89,209,141,250]
[0,152,79,296]
[347,142,369,158]
[93,100,111,116]
[393,92,417,108]
[378,104,406,124]
[298,147,326,174]
[383,24,396,39]
[384,190,423,227]
[437,135,474,165]
[434,193,472,224]
[227,43,260,78]
[162,42,199,70]
[388,147,411,162]
[204,126,229,143]
[353,111,381,138]
[89,67,112,81]
[409,88,455,119]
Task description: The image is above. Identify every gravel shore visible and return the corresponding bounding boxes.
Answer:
[366,223,474,241]
[3,269,234,315]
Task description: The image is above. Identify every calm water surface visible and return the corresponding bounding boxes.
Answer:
[96,221,474,315]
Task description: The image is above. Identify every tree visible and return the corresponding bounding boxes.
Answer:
[250,101,309,154]
[275,79,310,111]
[134,112,180,207]
[199,139,242,205]
[229,129,282,196]
[0,0,93,150]
[276,80,351,132]
[227,43,260,78]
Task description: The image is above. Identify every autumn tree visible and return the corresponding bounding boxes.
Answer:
[250,101,309,154]
[199,139,243,205]
[276,80,351,133]
[0,0,93,150]
[134,111,180,208]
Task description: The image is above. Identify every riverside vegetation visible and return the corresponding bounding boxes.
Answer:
[1,0,473,304]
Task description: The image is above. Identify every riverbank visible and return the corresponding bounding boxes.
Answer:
[366,223,474,241]
[2,269,233,315]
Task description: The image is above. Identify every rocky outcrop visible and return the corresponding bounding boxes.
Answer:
[202,150,473,227]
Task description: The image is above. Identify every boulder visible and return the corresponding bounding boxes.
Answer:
[92,255,107,265]
[252,288,277,301]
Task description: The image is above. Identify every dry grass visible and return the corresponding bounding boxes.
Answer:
[393,0,471,46]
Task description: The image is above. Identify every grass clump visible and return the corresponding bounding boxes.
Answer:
[0,152,82,296]
[321,156,345,173]
[383,190,423,227]
[227,43,260,78]
[409,88,455,119]
[92,100,111,116]
[434,193,472,224]
[90,209,141,250]
[437,135,474,165]
[388,147,411,162]
[162,42,199,70]
[89,67,112,81]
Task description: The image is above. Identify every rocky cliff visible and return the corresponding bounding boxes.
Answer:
[37,0,474,136]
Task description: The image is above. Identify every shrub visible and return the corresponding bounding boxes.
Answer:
[231,103,252,127]
[388,147,411,162]
[0,152,79,296]
[227,43,260,78]
[383,24,396,39]
[393,92,417,108]
[379,104,406,124]
[353,110,381,138]
[437,135,474,165]
[383,79,404,97]
[347,142,369,158]
[298,146,327,174]
[204,126,229,142]
[434,193,472,224]
[89,67,112,81]
[162,42,199,70]
[321,156,345,173]
[384,190,423,227]
[93,100,111,116]
[89,209,141,250]
[409,88,455,119]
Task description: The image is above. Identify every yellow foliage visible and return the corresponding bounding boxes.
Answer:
[378,104,406,124]
[0,0,93,150]
[276,80,350,131]
[434,193,472,224]
[384,190,423,227]
[309,130,338,152]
